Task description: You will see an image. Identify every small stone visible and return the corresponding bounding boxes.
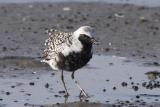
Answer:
[155,99,159,101]
[136,95,140,99]
[13,100,18,102]
[113,87,116,90]
[131,82,134,85]
[125,100,130,103]
[29,82,34,86]
[153,62,160,66]
[85,99,89,102]
[109,63,113,65]
[142,82,147,87]
[51,73,55,76]
[129,77,132,80]
[11,75,17,77]
[45,83,49,88]
[11,85,15,88]
[54,95,60,97]
[132,86,139,91]
[66,26,74,29]
[121,82,128,87]
[2,46,7,51]
[104,48,110,52]
[106,79,110,82]
[6,92,10,95]
[26,93,32,96]
[58,90,65,94]
[103,89,106,92]
[24,103,28,106]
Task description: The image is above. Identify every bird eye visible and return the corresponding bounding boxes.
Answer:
[80,34,87,38]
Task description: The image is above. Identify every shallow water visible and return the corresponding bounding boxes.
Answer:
[0,55,160,107]
[0,0,160,7]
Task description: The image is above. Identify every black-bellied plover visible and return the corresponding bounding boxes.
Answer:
[41,26,96,97]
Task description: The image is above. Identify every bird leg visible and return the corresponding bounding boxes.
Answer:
[61,70,69,97]
[71,71,89,98]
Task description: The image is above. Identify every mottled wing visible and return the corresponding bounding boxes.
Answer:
[42,28,73,60]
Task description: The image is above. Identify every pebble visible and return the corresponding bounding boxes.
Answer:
[13,100,18,102]
[136,95,140,99]
[2,46,7,51]
[51,73,55,76]
[24,103,28,106]
[58,90,65,94]
[121,82,128,87]
[54,95,61,97]
[6,92,10,95]
[45,83,49,88]
[29,82,35,86]
[11,85,15,88]
[103,88,106,92]
[106,79,110,82]
[113,87,117,90]
[132,86,139,91]
[129,77,132,80]
[26,93,32,96]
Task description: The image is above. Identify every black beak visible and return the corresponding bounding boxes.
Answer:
[91,37,99,45]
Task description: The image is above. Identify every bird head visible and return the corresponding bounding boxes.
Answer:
[73,26,98,44]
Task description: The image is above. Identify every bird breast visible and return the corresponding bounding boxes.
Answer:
[62,38,83,56]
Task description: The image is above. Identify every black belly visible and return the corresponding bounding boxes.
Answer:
[57,34,93,71]
[57,51,92,71]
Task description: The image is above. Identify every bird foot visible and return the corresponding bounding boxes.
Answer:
[64,92,69,98]
[79,91,89,98]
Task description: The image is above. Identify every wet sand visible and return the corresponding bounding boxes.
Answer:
[0,2,160,62]
[0,2,160,107]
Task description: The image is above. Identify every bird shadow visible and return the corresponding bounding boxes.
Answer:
[27,101,110,107]
[83,64,99,70]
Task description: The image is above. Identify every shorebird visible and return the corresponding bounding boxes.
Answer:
[41,26,97,97]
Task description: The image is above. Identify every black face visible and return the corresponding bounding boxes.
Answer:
[78,34,92,44]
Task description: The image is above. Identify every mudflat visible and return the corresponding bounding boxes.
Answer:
[0,2,160,61]
[0,2,160,107]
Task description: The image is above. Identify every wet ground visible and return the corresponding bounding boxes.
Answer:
[0,55,160,107]
[0,2,160,107]
[0,0,160,7]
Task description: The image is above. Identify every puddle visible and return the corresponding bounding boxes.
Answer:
[0,56,49,69]
[0,55,160,107]
[0,56,51,76]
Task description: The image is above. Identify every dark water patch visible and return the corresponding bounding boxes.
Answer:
[0,56,51,73]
